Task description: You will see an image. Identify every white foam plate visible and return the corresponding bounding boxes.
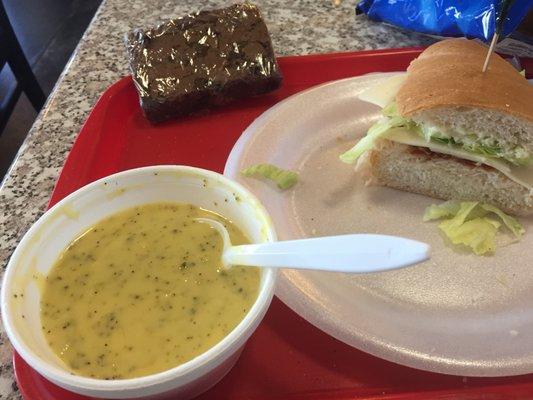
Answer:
[224,73,533,377]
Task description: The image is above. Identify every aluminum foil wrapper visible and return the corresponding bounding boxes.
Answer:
[125,3,283,123]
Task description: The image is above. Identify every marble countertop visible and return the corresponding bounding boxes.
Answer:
[0,0,434,398]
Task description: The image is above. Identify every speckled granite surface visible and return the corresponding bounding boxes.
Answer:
[0,0,434,398]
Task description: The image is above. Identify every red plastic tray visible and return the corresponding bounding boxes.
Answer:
[14,49,533,400]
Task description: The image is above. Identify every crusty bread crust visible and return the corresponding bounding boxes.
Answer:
[396,39,533,122]
[356,140,533,216]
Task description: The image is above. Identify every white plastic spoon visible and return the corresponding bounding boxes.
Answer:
[196,218,429,273]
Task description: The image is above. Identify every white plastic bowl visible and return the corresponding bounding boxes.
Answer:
[1,166,277,399]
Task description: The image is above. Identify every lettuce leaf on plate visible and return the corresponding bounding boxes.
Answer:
[439,216,500,255]
[241,163,298,190]
[479,203,525,238]
[423,201,524,255]
[423,200,462,221]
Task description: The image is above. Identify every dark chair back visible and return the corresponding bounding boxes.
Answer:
[0,1,46,133]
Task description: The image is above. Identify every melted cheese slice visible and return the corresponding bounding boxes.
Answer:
[385,127,533,191]
[359,73,407,108]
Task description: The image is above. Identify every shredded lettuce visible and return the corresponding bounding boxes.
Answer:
[419,126,532,166]
[340,100,532,166]
[423,200,461,221]
[439,217,500,255]
[241,164,298,190]
[342,96,533,166]
[423,201,525,255]
[438,201,478,229]
[339,116,411,164]
[479,203,525,238]
[381,101,399,117]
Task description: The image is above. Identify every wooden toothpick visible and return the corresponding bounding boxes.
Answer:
[482,32,499,73]
[483,0,514,72]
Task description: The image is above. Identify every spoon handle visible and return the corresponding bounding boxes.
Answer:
[223,234,430,273]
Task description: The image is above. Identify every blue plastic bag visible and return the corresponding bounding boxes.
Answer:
[356,0,533,41]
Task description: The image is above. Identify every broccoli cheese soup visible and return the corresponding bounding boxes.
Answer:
[40,203,260,379]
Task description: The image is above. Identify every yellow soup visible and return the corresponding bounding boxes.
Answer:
[40,203,260,379]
